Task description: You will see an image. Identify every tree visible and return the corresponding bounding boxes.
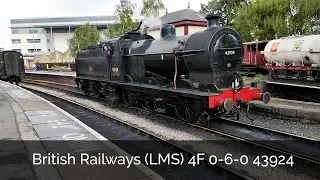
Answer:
[104,0,139,38]
[140,0,165,17]
[69,23,100,57]
[233,0,320,42]
[200,0,249,26]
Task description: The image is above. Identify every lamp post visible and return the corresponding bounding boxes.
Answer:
[0,38,8,50]
[1,17,10,50]
[68,24,71,62]
[3,38,7,50]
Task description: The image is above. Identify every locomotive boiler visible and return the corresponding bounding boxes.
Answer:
[75,15,270,123]
[127,15,243,90]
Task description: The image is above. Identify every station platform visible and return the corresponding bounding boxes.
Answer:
[25,70,76,77]
[0,80,163,180]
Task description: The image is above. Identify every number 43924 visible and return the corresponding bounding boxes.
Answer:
[253,155,294,167]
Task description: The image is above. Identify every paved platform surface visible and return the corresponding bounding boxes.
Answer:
[26,70,76,77]
[0,80,163,180]
[250,98,320,123]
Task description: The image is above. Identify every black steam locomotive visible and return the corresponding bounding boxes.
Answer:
[0,50,25,84]
[75,15,270,123]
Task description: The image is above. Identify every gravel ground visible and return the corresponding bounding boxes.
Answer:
[232,110,320,140]
[20,83,320,180]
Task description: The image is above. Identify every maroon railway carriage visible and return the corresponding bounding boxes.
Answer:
[241,40,270,76]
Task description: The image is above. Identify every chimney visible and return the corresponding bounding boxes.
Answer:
[205,14,221,28]
[188,0,190,8]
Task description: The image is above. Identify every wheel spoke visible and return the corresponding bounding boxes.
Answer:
[176,104,182,112]
[153,101,159,110]
[123,90,137,105]
[174,99,196,122]
[128,93,134,103]
[185,108,190,119]
[186,104,195,111]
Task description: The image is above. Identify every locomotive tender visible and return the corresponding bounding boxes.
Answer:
[0,50,25,84]
[75,15,270,123]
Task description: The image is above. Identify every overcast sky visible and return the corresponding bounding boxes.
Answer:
[0,0,209,49]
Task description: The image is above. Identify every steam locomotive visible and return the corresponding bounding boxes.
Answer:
[0,50,25,84]
[75,15,270,123]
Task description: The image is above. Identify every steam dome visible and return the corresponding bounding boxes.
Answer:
[160,24,176,38]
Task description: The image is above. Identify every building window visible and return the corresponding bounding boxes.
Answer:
[27,39,41,43]
[29,29,38,34]
[12,49,21,52]
[12,39,21,44]
[12,30,19,34]
[28,49,41,53]
[47,39,50,43]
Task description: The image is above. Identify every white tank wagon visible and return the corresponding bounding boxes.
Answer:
[264,35,320,67]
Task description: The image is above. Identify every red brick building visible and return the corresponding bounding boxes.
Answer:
[148,8,207,39]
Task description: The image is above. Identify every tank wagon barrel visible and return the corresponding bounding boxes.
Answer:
[263,34,320,82]
[264,35,320,67]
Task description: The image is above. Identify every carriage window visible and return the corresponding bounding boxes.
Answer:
[250,44,257,53]
[258,42,268,51]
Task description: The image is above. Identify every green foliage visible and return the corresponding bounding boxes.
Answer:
[69,23,100,57]
[140,0,165,17]
[200,0,249,26]
[233,0,320,42]
[104,0,139,38]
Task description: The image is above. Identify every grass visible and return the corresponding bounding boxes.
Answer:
[243,74,267,83]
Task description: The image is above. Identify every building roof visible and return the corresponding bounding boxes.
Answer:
[11,16,117,24]
[161,9,206,24]
[10,15,117,29]
[243,40,270,45]
[11,24,110,29]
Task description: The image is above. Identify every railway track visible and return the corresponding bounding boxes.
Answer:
[265,80,320,103]
[22,84,251,180]
[21,78,320,164]
[20,78,320,179]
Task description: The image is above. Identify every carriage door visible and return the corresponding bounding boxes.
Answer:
[249,44,257,65]
[0,52,4,77]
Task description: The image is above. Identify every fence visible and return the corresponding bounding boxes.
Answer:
[37,63,76,71]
